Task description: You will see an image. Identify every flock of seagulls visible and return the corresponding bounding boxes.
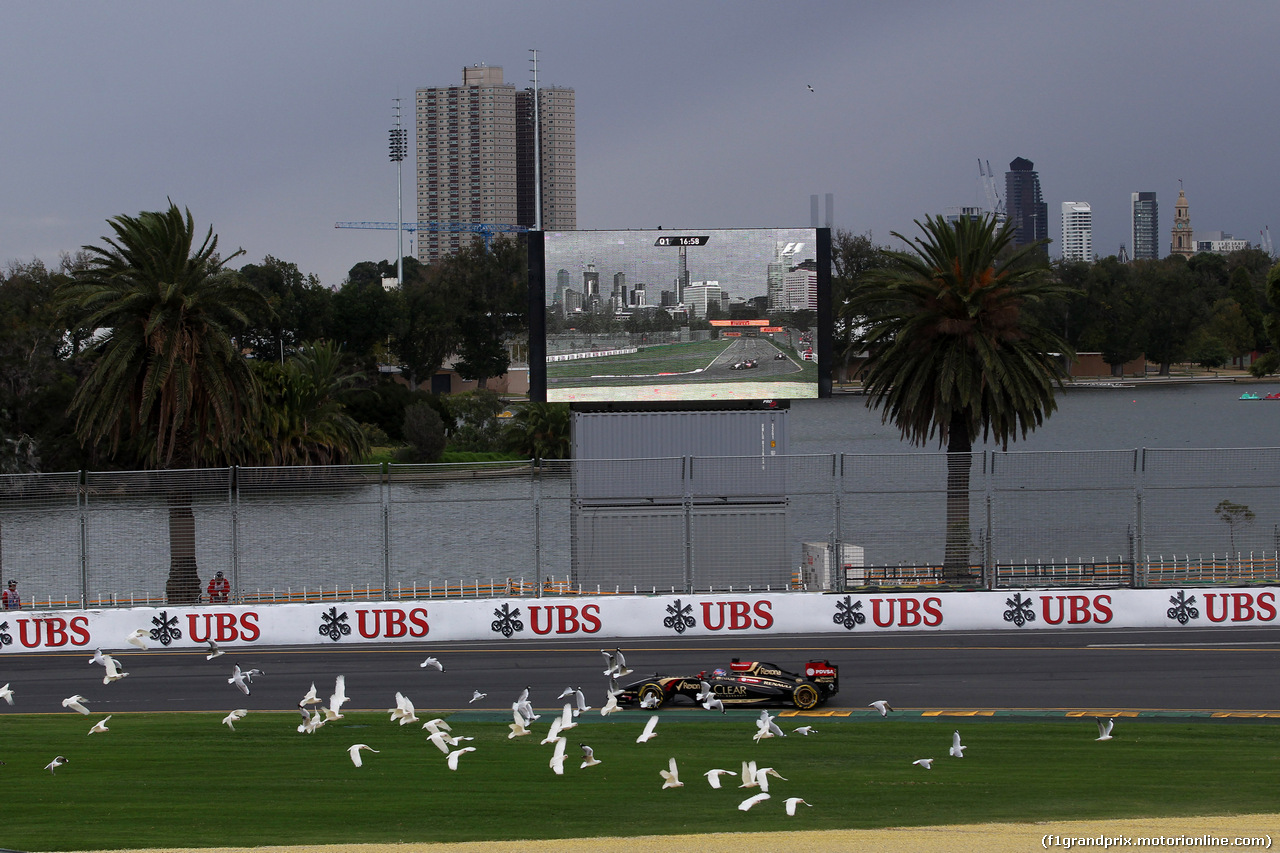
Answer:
[14,635,1124,799]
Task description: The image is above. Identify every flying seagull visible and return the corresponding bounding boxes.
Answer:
[101,655,129,684]
[640,692,660,709]
[739,760,759,789]
[1095,717,1115,741]
[228,665,253,695]
[205,640,225,660]
[580,743,601,768]
[89,648,108,666]
[794,725,816,736]
[540,716,565,745]
[446,746,475,771]
[785,797,812,816]
[950,730,966,757]
[913,758,934,769]
[704,768,735,789]
[87,715,112,735]
[870,700,893,717]
[573,687,592,715]
[508,707,532,739]
[659,756,683,789]
[222,709,247,731]
[126,629,149,650]
[636,714,660,744]
[470,690,487,704]
[420,656,443,671]
[347,743,379,767]
[548,736,568,775]
[806,84,815,93]
[602,648,632,677]
[299,682,321,707]
[738,792,771,811]
[600,693,622,716]
[558,702,578,732]
[557,686,575,699]
[0,683,13,706]
[325,675,348,720]
[45,755,68,774]
[702,696,725,714]
[389,692,418,725]
[62,695,90,715]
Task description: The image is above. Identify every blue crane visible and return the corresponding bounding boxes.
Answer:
[334,221,528,253]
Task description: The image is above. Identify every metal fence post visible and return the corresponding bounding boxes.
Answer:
[381,462,391,599]
[78,469,88,608]
[833,453,844,593]
[230,466,240,604]
[984,452,994,590]
[533,459,543,593]
[683,456,694,594]
[1134,448,1145,588]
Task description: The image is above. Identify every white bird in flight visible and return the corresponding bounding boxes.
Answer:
[126,629,149,650]
[348,744,379,767]
[950,730,966,757]
[87,715,112,734]
[325,675,348,720]
[101,655,129,684]
[785,797,812,816]
[62,695,90,715]
[446,746,475,771]
[389,692,418,725]
[0,683,13,706]
[702,695,725,714]
[600,693,622,716]
[659,756,683,789]
[640,692,660,709]
[541,716,565,745]
[420,656,443,671]
[870,700,893,717]
[557,686,575,699]
[580,743,601,768]
[636,715,660,743]
[601,648,633,677]
[228,665,255,695]
[913,758,934,769]
[558,702,578,732]
[299,682,321,707]
[89,648,108,666]
[1095,717,1115,741]
[422,717,452,735]
[222,709,247,731]
[45,755,68,774]
[205,639,225,660]
[739,760,759,789]
[470,690,487,704]
[548,736,568,775]
[508,707,532,739]
[704,768,735,789]
[738,792,771,811]
[794,725,816,736]
[573,687,592,715]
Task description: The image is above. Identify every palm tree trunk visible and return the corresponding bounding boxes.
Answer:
[166,492,202,604]
[944,411,974,584]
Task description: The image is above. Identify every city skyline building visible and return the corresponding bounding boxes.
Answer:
[1131,192,1159,260]
[1005,157,1048,248]
[415,65,575,265]
[1060,201,1093,262]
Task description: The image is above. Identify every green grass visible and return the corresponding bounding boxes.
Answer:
[7,712,1280,850]
[550,340,733,383]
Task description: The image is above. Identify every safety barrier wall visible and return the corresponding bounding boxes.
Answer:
[0,586,1272,654]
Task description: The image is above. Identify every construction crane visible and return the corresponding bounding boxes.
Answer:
[977,159,1006,222]
[1260,226,1274,259]
[334,221,529,253]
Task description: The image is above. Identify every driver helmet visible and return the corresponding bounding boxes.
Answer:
[712,668,728,678]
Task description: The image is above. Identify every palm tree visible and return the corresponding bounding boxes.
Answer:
[851,214,1073,583]
[57,203,264,603]
[504,402,571,460]
[249,341,368,466]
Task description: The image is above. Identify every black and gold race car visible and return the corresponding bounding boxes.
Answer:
[616,658,838,710]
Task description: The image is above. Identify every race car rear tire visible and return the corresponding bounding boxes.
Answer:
[638,682,666,709]
[792,683,820,710]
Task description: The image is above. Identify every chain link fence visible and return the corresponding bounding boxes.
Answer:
[0,449,1277,609]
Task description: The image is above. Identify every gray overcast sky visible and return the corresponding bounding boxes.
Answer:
[3,1,1278,288]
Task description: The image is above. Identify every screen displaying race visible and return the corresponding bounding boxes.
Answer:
[528,228,830,403]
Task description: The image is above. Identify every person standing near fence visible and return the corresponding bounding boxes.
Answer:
[2,580,20,609]
[206,572,229,603]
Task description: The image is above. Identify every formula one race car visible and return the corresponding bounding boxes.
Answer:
[615,658,838,710]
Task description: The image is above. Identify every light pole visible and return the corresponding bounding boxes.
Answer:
[529,49,541,231]
[389,98,408,287]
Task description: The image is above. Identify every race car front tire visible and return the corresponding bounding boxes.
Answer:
[792,683,820,710]
[638,682,666,709]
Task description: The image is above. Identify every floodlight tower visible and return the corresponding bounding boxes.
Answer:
[389,98,408,287]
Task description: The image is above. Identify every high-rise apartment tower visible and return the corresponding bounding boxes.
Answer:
[415,65,575,265]
[1130,192,1159,260]
[1060,202,1093,262]
[1005,157,1048,248]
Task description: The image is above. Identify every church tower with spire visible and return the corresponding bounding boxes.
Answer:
[1170,185,1193,258]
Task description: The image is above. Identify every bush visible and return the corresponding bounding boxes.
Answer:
[402,402,446,462]
[446,390,505,452]
[1249,351,1279,377]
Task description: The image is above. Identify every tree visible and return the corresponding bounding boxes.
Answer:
[237,256,332,362]
[329,263,401,366]
[1132,258,1204,375]
[1075,258,1145,375]
[437,236,528,389]
[391,259,462,389]
[851,214,1073,582]
[831,230,891,377]
[246,341,368,466]
[1214,498,1255,558]
[446,390,506,452]
[402,401,446,462]
[504,402,571,460]
[55,203,264,603]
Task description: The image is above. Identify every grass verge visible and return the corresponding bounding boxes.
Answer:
[6,712,1279,850]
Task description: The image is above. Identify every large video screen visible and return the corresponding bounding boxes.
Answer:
[528,228,831,403]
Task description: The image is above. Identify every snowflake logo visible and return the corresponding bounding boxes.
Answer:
[1003,593,1036,628]
[1166,591,1200,625]
[318,607,351,641]
[0,620,10,647]
[832,596,866,630]
[663,599,696,634]
[490,603,524,638]
[149,611,182,646]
